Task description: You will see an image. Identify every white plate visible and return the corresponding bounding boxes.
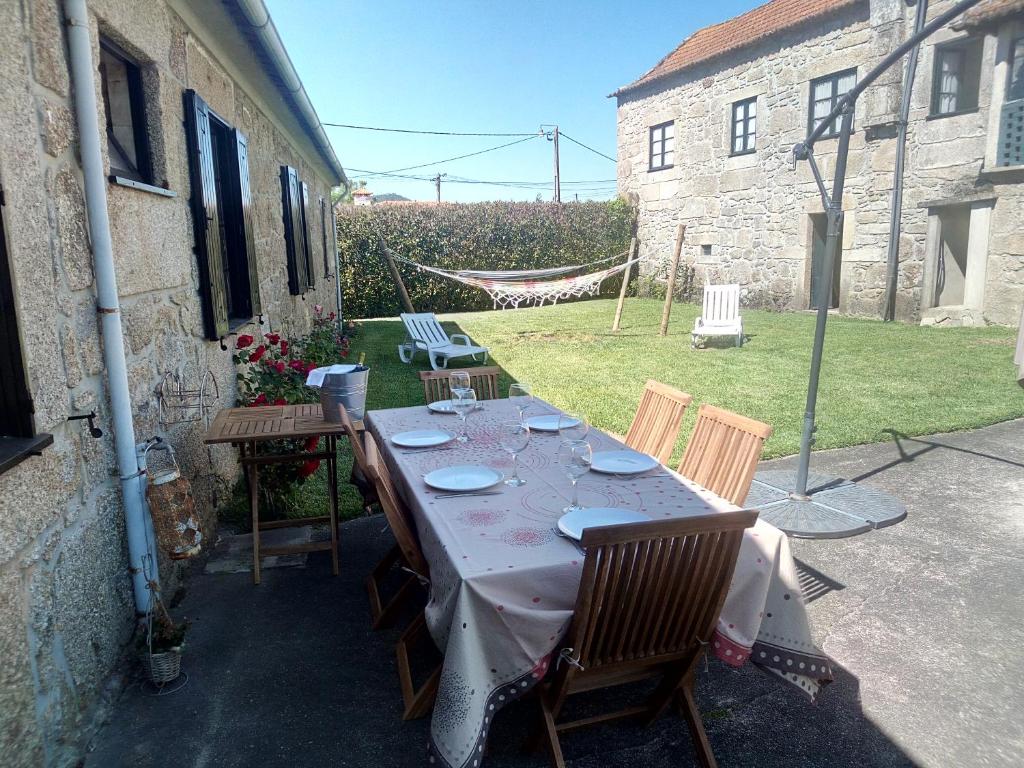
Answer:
[590,450,659,475]
[424,465,504,492]
[525,414,578,433]
[428,399,483,414]
[557,508,650,541]
[391,429,453,448]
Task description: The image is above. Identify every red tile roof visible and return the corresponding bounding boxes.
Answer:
[954,0,1024,29]
[616,0,864,96]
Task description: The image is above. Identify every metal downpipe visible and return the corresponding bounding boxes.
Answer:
[64,0,159,613]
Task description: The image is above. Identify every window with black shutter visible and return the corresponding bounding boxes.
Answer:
[184,90,261,341]
[281,166,310,295]
[0,194,53,474]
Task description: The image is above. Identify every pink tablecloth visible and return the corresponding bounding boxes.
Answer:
[365,399,831,768]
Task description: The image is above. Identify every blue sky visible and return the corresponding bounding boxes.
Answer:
[266,0,760,202]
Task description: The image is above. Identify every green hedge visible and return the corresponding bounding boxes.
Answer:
[336,200,635,319]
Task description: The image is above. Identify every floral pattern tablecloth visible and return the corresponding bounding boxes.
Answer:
[365,399,832,768]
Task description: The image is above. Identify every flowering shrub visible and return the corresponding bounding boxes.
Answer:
[229,305,357,511]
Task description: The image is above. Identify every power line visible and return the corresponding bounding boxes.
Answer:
[344,167,617,192]
[558,131,617,163]
[322,121,534,137]
[382,135,539,174]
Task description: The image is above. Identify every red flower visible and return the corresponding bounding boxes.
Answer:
[250,392,268,406]
[328,312,336,321]
[274,361,286,374]
[236,334,254,349]
[279,341,289,356]
[304,362,317,374]
[264,333,280,345]
[304,436,319,452]
[313,304,323,316]
[248,345,267,363]
[297,459,320,478]
[273,397,287,406]
[288,359,305,371]
[341,348,350,358]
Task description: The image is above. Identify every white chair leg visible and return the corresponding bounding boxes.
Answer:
[398,343,414,363]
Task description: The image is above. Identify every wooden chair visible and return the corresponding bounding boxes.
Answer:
[418,366,501,404]
[624,380,693,464]
[677,404,773,506]
[363,434,440,720]
[692,284,743,348]
[534,512,758,768]
[398,312,489,370]
[336,403,376,515]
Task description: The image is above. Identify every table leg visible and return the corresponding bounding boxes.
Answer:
[248,441,261,585]
[328,435,340,576]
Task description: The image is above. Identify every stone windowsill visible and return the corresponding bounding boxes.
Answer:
[979,164,1024,181]
[0,433,54,477]
[108,176,177,198]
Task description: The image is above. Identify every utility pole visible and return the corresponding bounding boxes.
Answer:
[541,124,561,202]
[433,173,446,203]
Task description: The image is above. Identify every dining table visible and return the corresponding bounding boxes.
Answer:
[364,397,833,768]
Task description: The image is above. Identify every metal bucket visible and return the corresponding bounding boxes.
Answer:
[319,366,369,422]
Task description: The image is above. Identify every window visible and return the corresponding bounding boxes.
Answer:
[808,69,857,138]
[1008,36,1024,102]
[0,196,52,474]
[281,166,315,295]
[731,97,757,155]
[99,39,152,184]
[930,38,983,116]
[648,121,674,171]
[184,90,261,341]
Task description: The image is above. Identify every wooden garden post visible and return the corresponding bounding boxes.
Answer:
[611,235,637,332]
[659,224,685,337]
[379,239,415,313]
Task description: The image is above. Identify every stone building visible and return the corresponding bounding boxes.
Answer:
[614,0,1024,325]
[0,1,345,764]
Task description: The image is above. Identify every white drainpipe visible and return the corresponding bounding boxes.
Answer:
[64,0,159,613]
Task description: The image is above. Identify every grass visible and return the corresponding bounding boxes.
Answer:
[227,299,1024,524]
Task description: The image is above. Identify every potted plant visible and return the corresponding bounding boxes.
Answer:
[139,604,191,685]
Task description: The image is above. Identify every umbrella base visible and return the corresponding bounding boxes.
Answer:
[747,470,906,539]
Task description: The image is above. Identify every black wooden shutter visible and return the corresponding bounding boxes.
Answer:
[0,200,34,437]
[231,129,261,316]
[184,90,229,340]
[281,165,308,294]
[300,181,315,289]
[319,195,330,278]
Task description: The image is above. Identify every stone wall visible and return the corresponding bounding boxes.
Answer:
[616,0,1024,325]
[0,1,340,765]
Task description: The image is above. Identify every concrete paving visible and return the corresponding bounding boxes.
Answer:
[85,420,1024,768]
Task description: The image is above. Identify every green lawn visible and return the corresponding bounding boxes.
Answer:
[238,299,1024,524]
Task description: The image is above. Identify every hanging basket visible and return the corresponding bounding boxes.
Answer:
[142,649,182,685]
[145,442,203,560]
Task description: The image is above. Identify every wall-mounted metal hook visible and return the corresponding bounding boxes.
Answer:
[258,314,265,325]
[69,411,103,438]
[219,331,238,351]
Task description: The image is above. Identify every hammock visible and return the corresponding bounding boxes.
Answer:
[385,246,639,309]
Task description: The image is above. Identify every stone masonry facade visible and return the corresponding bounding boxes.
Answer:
[0,1,341,765]
[616,0,1024,325]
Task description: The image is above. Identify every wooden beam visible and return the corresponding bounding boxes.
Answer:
[379,239,415,313]
[659,224,686,337]
[611,236,638,332]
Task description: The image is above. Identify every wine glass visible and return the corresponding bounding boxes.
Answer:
[452,388,477,443]
[508,383,533,420]
[498,421,531,486]
[449,371,471,399]
[558,411,589,442]
[557,440,592,513]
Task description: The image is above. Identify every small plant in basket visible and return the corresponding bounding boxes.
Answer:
[138,598,191,685]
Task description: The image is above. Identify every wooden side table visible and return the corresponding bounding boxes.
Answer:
[205,404,348,584]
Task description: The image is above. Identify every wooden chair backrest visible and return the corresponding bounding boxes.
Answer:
[624,380,693,464]
[418,366,501,403]
[677,404,773,506]
[363,433,429,577]
[401,312,450,347]
[570,512,757,672]
[336,403,369,475]
[702,284,740,323]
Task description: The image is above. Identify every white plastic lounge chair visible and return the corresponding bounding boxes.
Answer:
[692,284,744,348]
[397,313,489,371]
